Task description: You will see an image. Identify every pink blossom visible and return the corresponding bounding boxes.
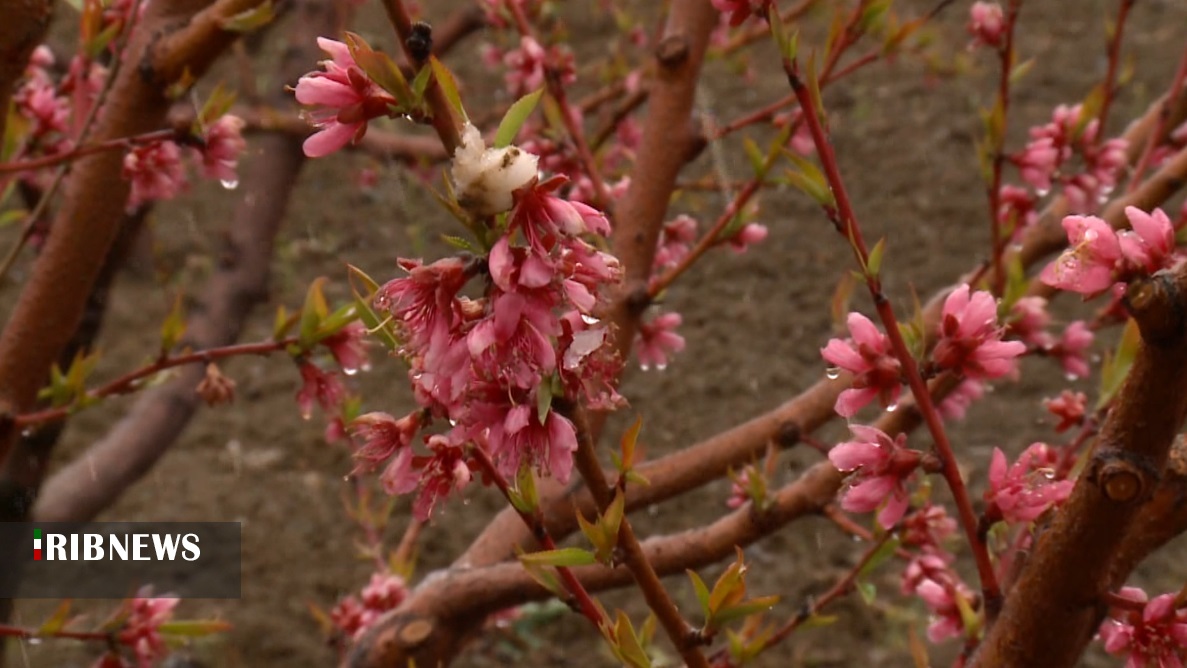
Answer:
[374,257,468,355]
[933,284,1026,380]
[828,425,920,529]
[1016,136,1060,193]
[916,577,974,643]
[710,0,769,26]
[728,223,768,253]
[653,215,698,271]
[1053,320,1094,379]
[117,590,179,667]
[822,312,903,417]
[503,37,574,96]
[123,141,186,210]
[901,504,958,550]
[294,38,395,157]
[1043,390,1087,433]
[1008,296,1053,347]
[967,2,1005,48]
[349,411,421,473]
[984,443,1073,524]
[322,321,370,374]
[295,362,347,419]
[938,378,985,421]
[1118,206,1176,274]
[381,434,472,520]
[15,78,70,139]
[726,468,753,509]
[331,571,408,641]
[487,402,579,483]
[1099,587,1187,668]
[998,184,1037,235]
[196,114,246,182]
[636,312,685,370]
[1041,215,1124,295]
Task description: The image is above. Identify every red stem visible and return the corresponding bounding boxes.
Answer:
[0,129,179,174]
[466,445,609,630]
[784,58,1002,618]
[13,337,296,428]
[986,0,1021,296]
[1096,0,1135,136]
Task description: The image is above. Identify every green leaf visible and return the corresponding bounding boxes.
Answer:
[799,613,839,629]
[613,611,652,668]
[344,33,413,108]
[159,294,187,353]
[742,137,765,178]
[37,600,73,635]
[1010,57,1036,85]
[411,64,433,100]
[857,536,901,579]
[430,56,468,123]
[298,277,330,348]
[158,619,233,636]
[536,377,553,424]
[220,0,275,33]
[619,416,643,471]
[687,569,711,619]
[495,89,544,148]
[519,558,566,599]
[519,547,597,568]
[857,581,877,605]
[714,595,780,626]
[196,83,238,130]
[866,238,887,278]
[1098,318,1140,410]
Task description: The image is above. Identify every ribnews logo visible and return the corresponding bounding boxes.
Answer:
[1,522,240,598]
[32,527,202,562]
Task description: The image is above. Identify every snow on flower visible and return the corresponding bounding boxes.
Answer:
[932,284,1026,380]
[821,312,902,417]
[828,425,921,529]
[451,122,540,215]
[1099,587,1187,668]
[984,443,1073,525]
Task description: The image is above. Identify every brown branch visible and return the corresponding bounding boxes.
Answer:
[31,0,342,523]
[975,262,1187,667]
[378,0,462,153]
[0,0,265,467]
[0,0,53,145]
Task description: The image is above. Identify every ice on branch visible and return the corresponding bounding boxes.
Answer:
[451,122,539,216]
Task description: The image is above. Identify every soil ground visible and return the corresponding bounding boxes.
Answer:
[6,0,1187,666]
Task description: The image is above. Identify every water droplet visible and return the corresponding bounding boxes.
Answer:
[826,367,841,380]
[463,498,471,506]
[581,314,599,325]
[1036,187,1050,197]
[20,428,32,438]
[343,475,350,482]
[26,638,41,646]
[656,363,667,371]
[343,366,359,376]
[448,418,458,426]
[220,178,239,190]
[1065,373,1078,382]
[885,402,898,413]
[640,363,651,372]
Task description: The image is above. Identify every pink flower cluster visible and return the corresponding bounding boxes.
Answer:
[967,2,1005,49]
[902,551,975,643]
[1013,103,1128,212]
[635,311,685,371]
[983,442,1073,525]
[121,115,248,211]
[933,284,1026,381]
[14,45,108,180]
[828,425,921,529]
[353,177,622,519]
[1008,296,1094,378]
[1042,207,1177,296]
[330,572,409,641]
[503,36,575,97]
[1099,588,1187,668]
[115,592,179,667]
[294,38,397,157]
[1043,390,1087,433]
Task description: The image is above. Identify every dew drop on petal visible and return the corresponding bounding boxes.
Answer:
[20,428,33,438]
[826,367,841,380]
[26,638,41,646]
[640,363,651,371]
[885,402,898,413]
[1065,373,1078,382]
[581,314,599,325]
[220,178,239,190]
[343,366,359,376]
[656,363,667,371]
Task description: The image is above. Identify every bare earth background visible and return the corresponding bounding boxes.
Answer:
[5,0,1187,666]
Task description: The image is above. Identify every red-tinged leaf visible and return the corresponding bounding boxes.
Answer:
[907,624,931,667]
[307,601,335,635]
[687,569,711,619]
[344,33,413,108]
[613,611,652,668]
[298,277,329,348]
[37,600,73,635]
[519,547,597,568]
[620,416,643,470]
[494,89,544,148]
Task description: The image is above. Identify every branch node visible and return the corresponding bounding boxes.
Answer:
[655,35,689,68]
[774,420,801,449]
[1090,447,1160,504]
[1124,269,1186,346]
[397,618,434,647]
